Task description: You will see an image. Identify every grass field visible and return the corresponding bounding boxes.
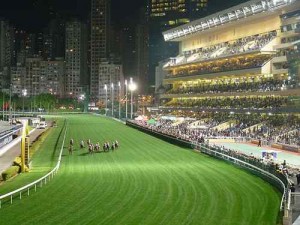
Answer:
[0,115,281,225]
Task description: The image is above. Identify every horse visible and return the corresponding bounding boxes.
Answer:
[115,140,119,149]
[80,140,85,149]
[69,145,73,155]
[88,144,94,154]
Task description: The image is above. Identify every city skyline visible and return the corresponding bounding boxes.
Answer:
[0,0,251,100]
[0,0,249,31]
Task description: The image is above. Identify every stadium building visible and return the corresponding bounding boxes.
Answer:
[159,0,300,114]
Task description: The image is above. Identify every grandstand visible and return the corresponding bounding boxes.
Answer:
[159,0,300,112]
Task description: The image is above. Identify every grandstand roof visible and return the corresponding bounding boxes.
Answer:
[163,0,296,42]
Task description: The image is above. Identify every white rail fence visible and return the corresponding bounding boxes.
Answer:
[197,144,287,211]
[127,121,289,213]
[0,121,67,208]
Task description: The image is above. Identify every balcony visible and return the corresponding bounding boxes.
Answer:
[164,67,261,83]
[272,55,287,64]
[160,88,300,99]
[272,68,288,75]
[164,54,271,83]
[164,31,277,69]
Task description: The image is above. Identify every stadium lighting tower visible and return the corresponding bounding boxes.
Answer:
[125,79,128,119]
[9,84,12,123]
[79,94,86,112]
[118,81,121,119]
[129,80,137,120]
[111,83,114,117]
[22,89,27,114]
[104,84,108,116]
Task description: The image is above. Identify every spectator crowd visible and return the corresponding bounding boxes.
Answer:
[167,78,286,95]
[167,55,271,78]
[165,31,277,68]
[131,113,300,148]
[165,96,290,109]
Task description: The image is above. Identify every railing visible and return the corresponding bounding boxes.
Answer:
[196,144,288,211]
[126,121,289,213]
[0,120,68,208]
[0,124,23,137]
[0,125,23,149]
[165,66,262,79]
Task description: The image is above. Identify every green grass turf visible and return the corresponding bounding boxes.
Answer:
[0,115,281,225]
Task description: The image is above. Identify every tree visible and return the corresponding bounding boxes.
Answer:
[35,93,56,111]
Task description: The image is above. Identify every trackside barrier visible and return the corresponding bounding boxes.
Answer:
[0,120,68,208]
[0,125,23,151]
[126,121,290,223]
[196,144,287,210]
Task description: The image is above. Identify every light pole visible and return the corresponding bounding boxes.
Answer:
[118,81,121,119]
[111,83,114,117]
[125,79,128,119]
[9,84,12,123]
[104,84,108,116]
[22,89,27,114]
[2,92,4,121]
[79,94,85,112]
[129,81,137,120]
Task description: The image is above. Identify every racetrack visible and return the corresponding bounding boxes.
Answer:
[0,115,281,225]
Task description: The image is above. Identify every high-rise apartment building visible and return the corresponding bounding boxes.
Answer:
[11,63,26,96]
[98,61,124,104]
[65,19,88,98]
[120,23,137,79]
[40,59,65,97]
[0,19,14,89]
[24,58,41,97]
[135,8,149,94]
[148,0,208,88]
[0,20,14,69]
[42,17,65,60]
[90,0,110,100]
[149,0,207,20]
[14,31,42,65]
[23,58,65,97]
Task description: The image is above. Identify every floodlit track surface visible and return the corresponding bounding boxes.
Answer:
[0,115,280,225]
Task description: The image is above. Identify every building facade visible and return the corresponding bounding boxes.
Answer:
[40,59,65,97]
[19,58,65,97]
[90,0,111,100]
[160,0,300,113]
[65,19,88,98]
[0,19,14,89]
[11,63,26,96]
[98,62,124,104]
[135,8,149,94]
[120,23,137,80]
[42,17,65,60]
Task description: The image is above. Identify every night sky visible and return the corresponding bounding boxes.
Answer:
[0,0,145,30]
[0,0,247,31]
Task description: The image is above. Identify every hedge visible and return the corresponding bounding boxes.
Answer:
[2,166,20,181]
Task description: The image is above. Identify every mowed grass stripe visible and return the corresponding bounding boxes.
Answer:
[0,115,280,225]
